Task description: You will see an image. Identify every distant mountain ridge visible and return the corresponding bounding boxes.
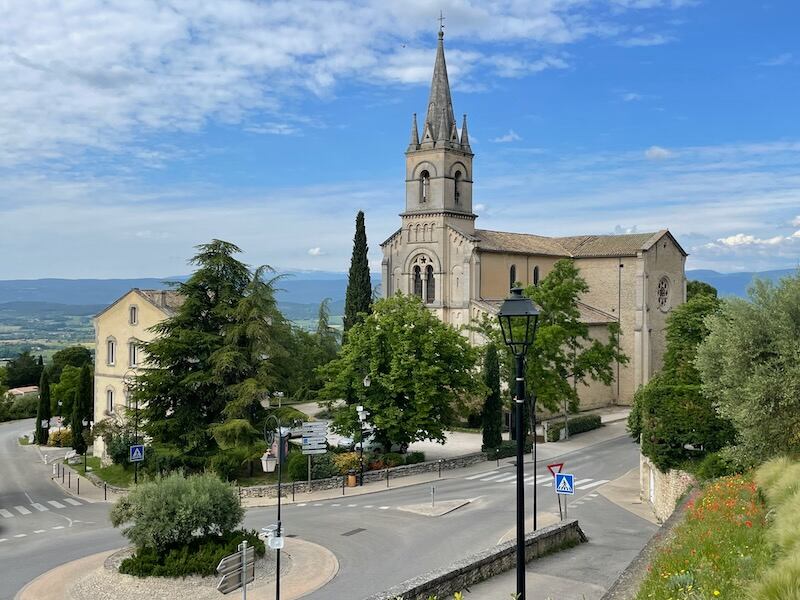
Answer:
[686,268,797,297]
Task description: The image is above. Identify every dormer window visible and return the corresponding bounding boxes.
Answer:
[454,170,462,205]
[420,170,430,203]
[129,305,138,325]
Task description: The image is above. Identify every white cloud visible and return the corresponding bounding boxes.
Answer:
[760,53,793,67]
[617,33,675,47]
[492,130,522,143]
[712,233,786,247]
[645,145,673,160]
[246,123,301,136]
[622,92,644,102]
[474,203,486,212]
[792,216,800,227]
[307,247,325,256]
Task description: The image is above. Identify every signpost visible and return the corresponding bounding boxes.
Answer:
[129,444,144,463]
[554,472,575,520]
[547,463,565,520]
[301,422,327,484]
[216,540,255,597]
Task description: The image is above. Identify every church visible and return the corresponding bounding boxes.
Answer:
[380,29,687,408]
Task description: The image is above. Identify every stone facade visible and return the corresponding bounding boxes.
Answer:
[363,520,587,600]
[381,31,687,406]
[640,452,696,523]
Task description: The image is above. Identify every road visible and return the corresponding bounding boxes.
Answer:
[0,418,653,599]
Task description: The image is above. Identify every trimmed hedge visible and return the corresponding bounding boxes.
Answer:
[119,529,265,577]
[485,439,533,459]
[545,414,602,442]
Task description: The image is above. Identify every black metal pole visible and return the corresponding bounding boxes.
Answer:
[533,396,537,531]
[134,397,139,485]
[276,431,282,600]
[515,353,526,599]
[359,424,364,486]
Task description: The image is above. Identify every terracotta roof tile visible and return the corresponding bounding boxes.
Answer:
[474,229,571,256]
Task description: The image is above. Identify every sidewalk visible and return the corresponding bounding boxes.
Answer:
[242,418,632,508]
[48,458,121,504]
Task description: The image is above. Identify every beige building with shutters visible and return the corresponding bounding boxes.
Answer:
[381,30,687,407]
[91,289,183,458]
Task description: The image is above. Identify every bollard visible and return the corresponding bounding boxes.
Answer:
[386,468,389,488]
[342,476,345,496]
[496,449,500,467]
[104,483,107,501]
[292,481,295,502]
[68,471,71,489]
[77,477,80,495]
[439,459,443,478]
[62,465,65,483]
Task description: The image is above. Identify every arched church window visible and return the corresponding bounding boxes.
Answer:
[533,266,540,286]
[426,265,435,304]
[454,170,462,205]
[420,170,430,203]
[413,266,423,298]
[509,264,517,290]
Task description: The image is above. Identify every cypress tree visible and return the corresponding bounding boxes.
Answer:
[35,370,52,445]
[71,364,92,455]
[343,211,372,333]
[481,343,503,449]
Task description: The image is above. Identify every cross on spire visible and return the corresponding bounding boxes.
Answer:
[438,10,445,35]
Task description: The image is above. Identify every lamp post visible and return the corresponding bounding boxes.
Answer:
[122,369,138,484]
[498,287,540,600]
[360,375,371,486]
[261,414,284,600]
[81,417,92,473]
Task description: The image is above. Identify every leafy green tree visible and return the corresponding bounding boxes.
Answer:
[50,346,92,383]
[481,343,503,450]
[70,364,92,455]
[343,211,372,333]
[477,259,626,437]
[687,280,718,301]
[696,272,800,465]
[4,351,43,388]
[662,293,719,384]
[51,365,81,424]
[35,370,51,445]
[136,240,252,469]
[320,293,481,450]
[315,298,340,364]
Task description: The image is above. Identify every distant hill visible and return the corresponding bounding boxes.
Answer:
[686,268,797,298]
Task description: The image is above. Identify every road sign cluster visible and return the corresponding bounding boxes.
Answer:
[216,541,255,595]
[301,421,327,456]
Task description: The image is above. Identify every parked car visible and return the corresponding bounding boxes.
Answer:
[339,430,408,454]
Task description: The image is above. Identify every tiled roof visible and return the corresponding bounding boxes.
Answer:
[474,230,571,256]
[554,231,665,257]
[139,289,185,314]
[474,229,677,258]
[473,299,616,325]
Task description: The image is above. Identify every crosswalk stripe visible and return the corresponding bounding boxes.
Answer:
[47,501,65,509]
[465,472,497,480]
[0,509,13,518]
[14,506,31,515]
[0,538,8,542]
[63,498,81,506]
[577,479,609,490]
[573,479,593,487]
[494,475,517,483]
[478,473,506,481]
[31,503,48,512]
[13,534,26,538]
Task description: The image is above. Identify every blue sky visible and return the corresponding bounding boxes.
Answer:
[0,0,798,278]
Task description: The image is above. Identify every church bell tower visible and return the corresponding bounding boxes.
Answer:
[404,28,476,233]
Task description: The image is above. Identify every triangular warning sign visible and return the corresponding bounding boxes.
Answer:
[557,477,572,493]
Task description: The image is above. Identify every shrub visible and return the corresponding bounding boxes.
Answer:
[768,490,800,555]
[119,529,265,577]
[110,472,244,552]
[9,394,38,419]
[546,414,603,442]
[383,452,405,468]
[405,451,426,465]
[749,553,800,600]
[107,433,139,466]
[486,440,533,459]
[693,451,735,481]
[755,457,800,508]
[333,452,360,475]
[287,450,308,481]
[210,448,249,481]
[310,452,338,479]
[47,429,72,447]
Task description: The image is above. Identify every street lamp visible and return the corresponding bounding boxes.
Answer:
[81,417,92,473]
[262,414,285,600]
[498,287,540,600]
[356,405,369,486]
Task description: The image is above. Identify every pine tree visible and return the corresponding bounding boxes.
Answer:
[481,343,503,449]
[343,211,372,333]
[35,370,52,445]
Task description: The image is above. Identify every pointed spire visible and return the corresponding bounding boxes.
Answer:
[408,113,419,150]
[460,113,471,152]
[436,108,449,143]
[425,28,456,143]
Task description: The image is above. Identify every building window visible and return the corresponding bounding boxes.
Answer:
[107,338,116,366]
[413,266,423,298]
[454,170,462,205]
[425,265,435,304]
[106,389,114,413]
[657,276,671,311]
[129,305,138,325]
[509,265,517,290]
[420,170,430,203]
[533,266,540,286]
[129,341,139,367]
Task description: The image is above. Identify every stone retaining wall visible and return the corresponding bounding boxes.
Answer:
[639,453,695,523]
[362,520,587,600]
[238,452,488,499]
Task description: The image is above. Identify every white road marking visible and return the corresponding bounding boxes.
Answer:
[13,534,26,538]
[14,506,31,515]
[47,501,65,509]
[478,474,505,481]
[588,493,599,497]
[573,479,593,487]
[494,475,517,483]
[331,503,341,507]
[33,530,46,534]
[63,498,82,506]
[51,526,64,530]
[363,505,374,508]
[347,504,357,507]
[313,503,323,507]
[0,509,13,519]
[378,506,389,510]
[296,503,307,507]
[465,471,497,480]
[0,538,8,543]
[31,503,48,512]
[577,479,609,491]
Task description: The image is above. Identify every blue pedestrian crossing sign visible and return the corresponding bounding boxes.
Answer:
[129,444,145,463]
[555,473,575,495]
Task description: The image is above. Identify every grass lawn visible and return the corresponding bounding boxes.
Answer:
[71,455,134,488]
[636,474,771,599]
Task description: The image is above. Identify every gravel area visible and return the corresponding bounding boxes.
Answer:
[69,547,290,600]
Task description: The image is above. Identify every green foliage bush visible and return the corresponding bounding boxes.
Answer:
[486,440,533,459]
[310,452,338,479]
[749,553,800,600]
[9,394,38,419]
[332,451,360,475]
[119,529,265,577]
[47,429,72,447]
[693,451,736,481]
[404,451,425,465]
[545,414,602,442]
[287,450,308,481]
[383,452,405,468]
[107,433,139,467]
[110,472,244,552]
[210,448,249,481]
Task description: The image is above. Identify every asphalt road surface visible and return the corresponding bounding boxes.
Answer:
[0,418,650,599]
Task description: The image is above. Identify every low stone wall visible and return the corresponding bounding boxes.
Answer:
[362,520,587,600]
[639,453,695,523]
[84,470,128,495]
[239,452,488,499]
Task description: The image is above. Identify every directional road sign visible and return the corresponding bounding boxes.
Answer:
[129,444,144,463]
[216,564,255,595]
[216,542,256,595]
[216,546,255,575]
[555,472,575,495]
[303,448,327,455]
